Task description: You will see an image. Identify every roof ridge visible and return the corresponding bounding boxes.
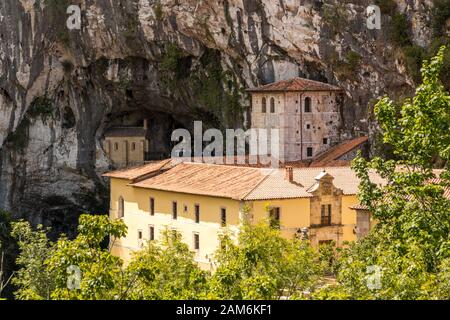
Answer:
[240,169,276,200]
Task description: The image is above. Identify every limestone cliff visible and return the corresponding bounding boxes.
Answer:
[0,0,444,235]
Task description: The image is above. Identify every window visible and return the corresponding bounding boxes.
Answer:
[195,204,200,224]
[118,196,124,219]
[150,198,155,216]
[221,208,227,227]
[321,204,332,226]
[319,240,333,246]
[194,233,200,251]
[261,97,267,113]
[138,230,143,247]
[307,147,313,158]
[172,202,178,220]
[131,142,136,151]
[305,97,312,113]
[323,138,328,145]
[114,143,119,151]
[270,97,275,113]
[269,207,281,229]
[149,225,155,241]
[306,123,311,130]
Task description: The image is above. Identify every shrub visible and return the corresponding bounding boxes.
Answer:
[390,13,411,47]
[431,0,450,37]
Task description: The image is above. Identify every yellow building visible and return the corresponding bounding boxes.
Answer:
[103,160,385,269]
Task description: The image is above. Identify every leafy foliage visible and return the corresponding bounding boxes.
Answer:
[316,47,450,300]
[208,221,323,299]
[125,230,208,300]
[11,215,325,300]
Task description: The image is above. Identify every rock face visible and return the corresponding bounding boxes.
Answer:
[0,0,438,235]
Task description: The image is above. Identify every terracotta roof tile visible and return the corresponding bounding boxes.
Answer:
[131,162,272,200]
[247,77,342,92]
[129,163,386,201]
[244,167,386,200]
[102,159,173,181]
[310,137,369,167]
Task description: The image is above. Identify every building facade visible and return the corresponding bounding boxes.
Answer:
[103,120,150,168]
[104,161,384,269]
[248,77,344,162]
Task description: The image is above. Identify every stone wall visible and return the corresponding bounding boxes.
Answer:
[251,90,341,161]
[104,137,147,168]
[308,173,345,246]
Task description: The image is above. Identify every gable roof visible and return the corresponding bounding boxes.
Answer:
[130,162,271,200]
[243,167,386,201]
[247,77,342,93]
[310,137,369,167]
[102,159,173,181]
[122,162,386,201]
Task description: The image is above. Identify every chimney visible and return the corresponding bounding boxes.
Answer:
[143,119,149,130]
[285,166,294,183]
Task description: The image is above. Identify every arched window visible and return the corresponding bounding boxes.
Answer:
[114,143,119,151]
[305,97,312,113]
[118,196,124,219]
[261,97,267,113]
[131,142,136,151]
[270,98,275,113]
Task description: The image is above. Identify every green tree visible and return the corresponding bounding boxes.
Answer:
[11,222,56,300]
[11,215,127,300]
[125,230,209,300]
[47,214,127,300]
[317,47,450,300]
[208,220,323,300]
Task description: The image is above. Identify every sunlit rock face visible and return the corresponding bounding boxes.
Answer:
[0,0,436,235]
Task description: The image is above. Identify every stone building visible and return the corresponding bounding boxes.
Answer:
[248,77,344,162]
[104,120,150,168]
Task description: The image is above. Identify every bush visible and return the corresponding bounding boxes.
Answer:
[390,13,411,47]
[28,96,54,121]
[431,0,450,37]
[402,45,426,84]
[153,2,164,21]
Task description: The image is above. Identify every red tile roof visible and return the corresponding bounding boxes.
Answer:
[127,163,386,201]
[310,137,369,167]
[247,77,342,92]
[102,159,173,181]
[130,162,271,200]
